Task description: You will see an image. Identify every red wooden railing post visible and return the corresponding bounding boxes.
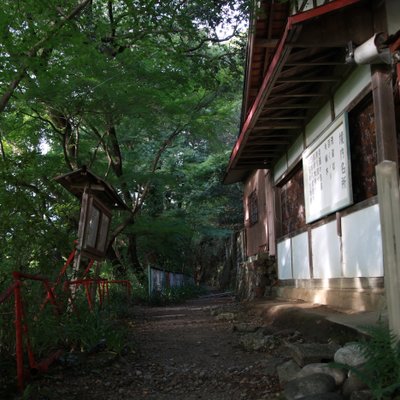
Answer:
[84,282,92,310]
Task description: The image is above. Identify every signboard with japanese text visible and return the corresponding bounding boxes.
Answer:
[303,113,353,223]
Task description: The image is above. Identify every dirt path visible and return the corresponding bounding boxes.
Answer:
[26,294,287,400]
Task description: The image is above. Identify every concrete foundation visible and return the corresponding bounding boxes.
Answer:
[275,286,386,312]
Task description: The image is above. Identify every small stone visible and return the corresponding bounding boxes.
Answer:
[334,343,367,367]
[342,372,368,398]
[298,394,344,399]
[286,343,340,366]
[233,323,259,333]
[350,389,374,400]
[216,312,235,321]
[277,360,301,386]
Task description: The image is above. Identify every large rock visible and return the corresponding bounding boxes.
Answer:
[342,371,368,398]
[277,360,301,385]
[334,343,366,367]
[284,373,336,400]
[286,342,340,366]
[349,389,373,400]
[296,363,346,386]
[296,394,344,400]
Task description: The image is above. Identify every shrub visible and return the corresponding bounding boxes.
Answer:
[333,324,400,399]
[148,284,206,306]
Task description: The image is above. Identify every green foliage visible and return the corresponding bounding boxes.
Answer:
[1,0,247,280]
[148,284,206,306]
[0,283,130,391]
[333,325,400,399]
[356,325,400,399]
[0,5,247,383]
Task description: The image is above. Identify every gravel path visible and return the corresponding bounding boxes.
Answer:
[16,295,288,399]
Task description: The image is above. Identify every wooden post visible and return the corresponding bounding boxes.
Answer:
[376,161,400,338]
[372,65,398,164]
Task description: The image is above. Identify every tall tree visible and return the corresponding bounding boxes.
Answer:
[0,0,248,281]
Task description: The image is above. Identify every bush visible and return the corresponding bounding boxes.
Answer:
[356,325,400,399]
[334,324,400,399]
[148,284,206,306]
[0,280,131,391]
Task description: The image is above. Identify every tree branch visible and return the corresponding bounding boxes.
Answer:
[133,125,186,214]
[0,128,7,161]
[0,0,92,114]
[23,109,63,136]
[185,26,239,53]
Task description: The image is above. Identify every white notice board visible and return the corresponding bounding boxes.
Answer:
[303,113,353,223]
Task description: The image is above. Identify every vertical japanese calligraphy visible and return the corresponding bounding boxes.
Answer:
[303,113,353,223]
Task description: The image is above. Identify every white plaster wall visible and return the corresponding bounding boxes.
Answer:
[305,102,332,147]
[334,66,371,116]
[292,232,311,279]
[273,155,287,183]
[292,0,326,13]
[312,221,342,278]
[386,0,400,35]
[342,204,383,277]
[288,134,304,167]
[277,238,292,280]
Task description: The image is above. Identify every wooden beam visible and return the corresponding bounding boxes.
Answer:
[248,133,295,137]
[253,123,303,130]
[276,77,339,83]
[239,154,277,158]
[258,116,307,120]
[235,164,272,169]
[285,48,338,64]
[241,149,278,154]
[247,138,291,145]
[265,104,319,109]
[285,61,343,66]
[254,38,279,48]
[270,92,328,98]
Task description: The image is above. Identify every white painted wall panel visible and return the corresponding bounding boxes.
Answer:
[292,232,310,279]
[342,204,383,277]
[334,66,371,116]
[305,102,332,146]
[288,134,304,169]
[386,0,400,35]
[273,155,287,183]
[278,238,292,280]
[312,221,342,278]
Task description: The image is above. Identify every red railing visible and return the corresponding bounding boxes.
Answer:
[0,247,131,392]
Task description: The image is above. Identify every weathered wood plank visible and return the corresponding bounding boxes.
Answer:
[376,161,400,338]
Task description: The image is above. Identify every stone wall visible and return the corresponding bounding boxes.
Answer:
[236,253,277,300]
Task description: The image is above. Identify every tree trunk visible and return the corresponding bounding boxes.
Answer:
[107,245,127,279]
[127,233,146,282]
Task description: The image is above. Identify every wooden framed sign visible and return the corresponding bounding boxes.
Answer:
[77,192,112,260]
[303,113,353,223]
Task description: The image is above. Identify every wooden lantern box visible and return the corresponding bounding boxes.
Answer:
[54,167,127,261]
